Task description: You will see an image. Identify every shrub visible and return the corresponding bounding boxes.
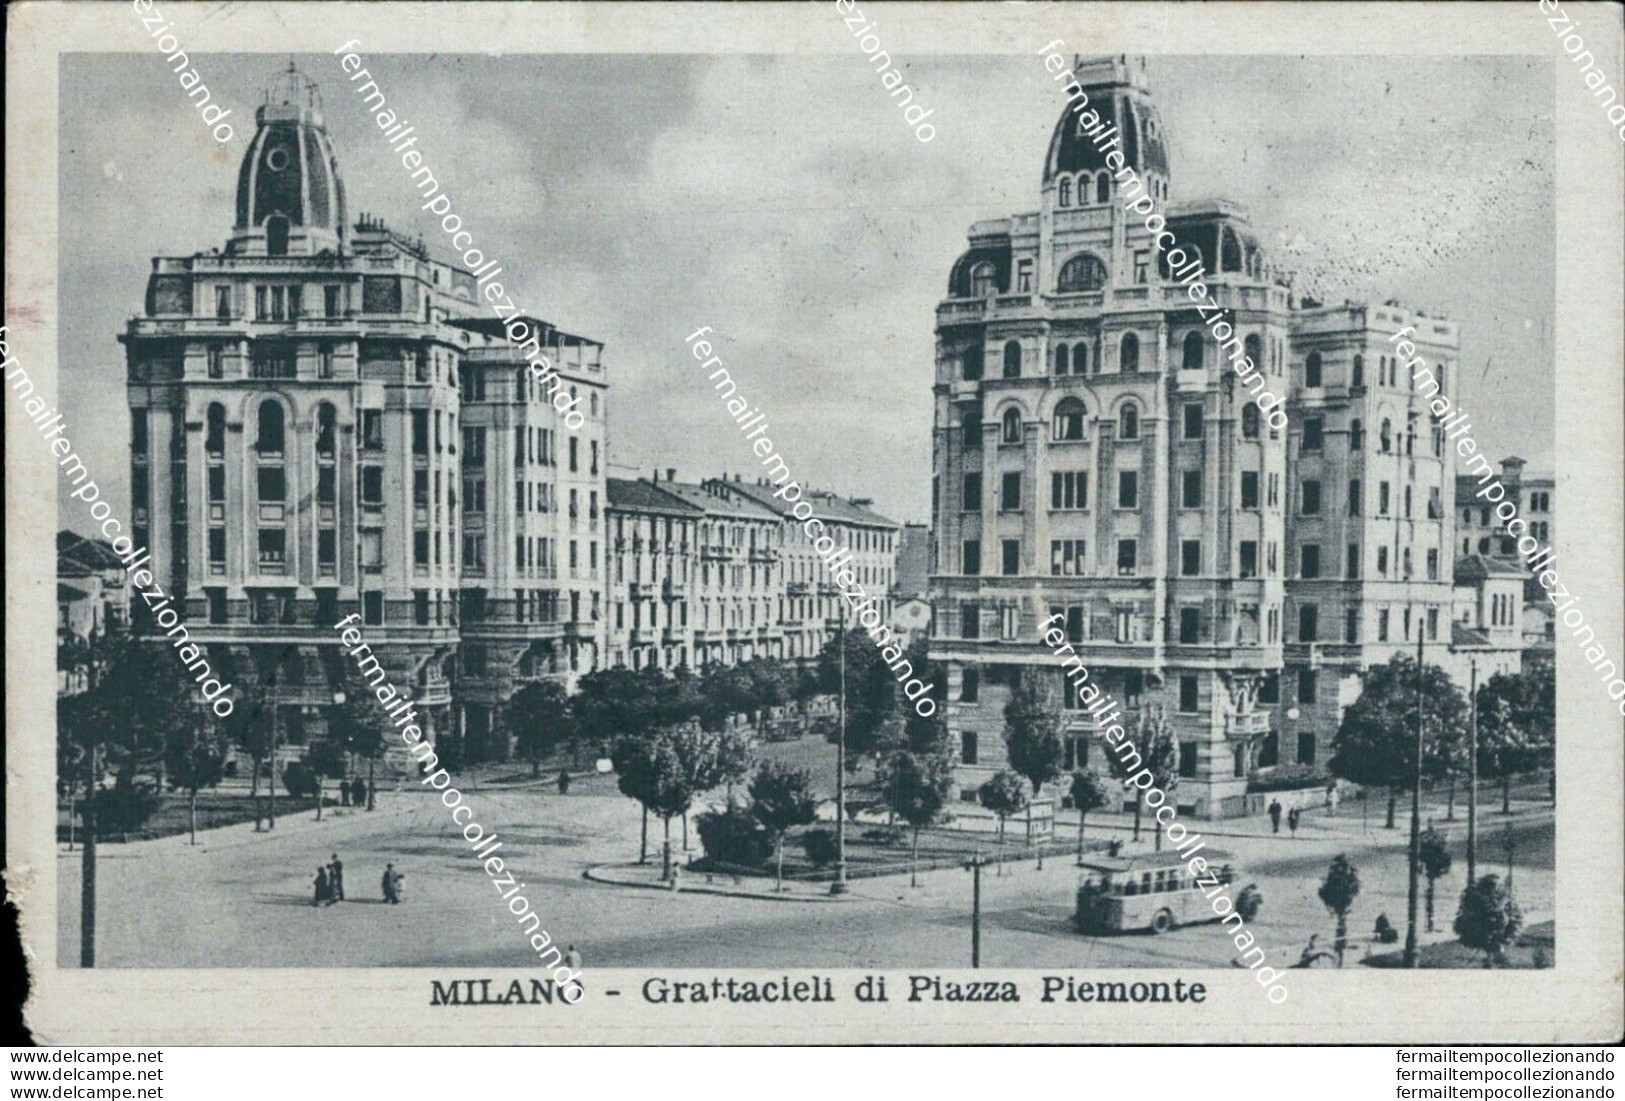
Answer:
[695,804,773,868]
[800,828,838,869]
[1247,764,1330,793]
[860,825,905,845]
[90,780,161,837]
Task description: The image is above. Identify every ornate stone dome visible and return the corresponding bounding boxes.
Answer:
[1041,55,1170,188]
[233,65,346,250]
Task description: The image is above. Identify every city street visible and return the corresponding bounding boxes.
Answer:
[57,749,1554,971]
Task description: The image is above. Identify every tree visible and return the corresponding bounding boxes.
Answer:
[1068,769,1112,865]
[817,628,903,770]
[750,761,820,890]
[1454,874,1523,967]
[1106,705,1177,846]
[1002,669,1065,861]
[977,770,1029,876]
[508,680,573,778]
[1317,854,1361,967]
[1477,666,1554,814]
[879,750,955,886]
[223,692,276,799]
[164,724,225,845]
[1418,825,1453,933]
[613,721,738,878]
[1330,655,1467,829]
[332,683,393,809]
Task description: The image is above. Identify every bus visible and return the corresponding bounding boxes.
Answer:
[1073,851,1260,935]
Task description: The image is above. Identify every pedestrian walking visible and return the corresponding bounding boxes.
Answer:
[340,780,352,807]
[1327,784,1340,818]
[365,779,376,809]
[1268,799,1283,834]
[382,863,398,904]
[313,867,330,907]
[557,769,571,796]
[329,853,345,902]
[565,945,581,971]
[1287,807,1301,838]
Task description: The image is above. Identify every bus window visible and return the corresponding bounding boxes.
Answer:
[1141,872,1152,894]
[1154,870,1166,892]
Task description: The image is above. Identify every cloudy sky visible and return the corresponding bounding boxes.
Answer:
[59,52,1554,524]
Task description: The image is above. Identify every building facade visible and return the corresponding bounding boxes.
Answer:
[1455,455,1554,560]
[928,56,1464,817]
[605,474,703,672]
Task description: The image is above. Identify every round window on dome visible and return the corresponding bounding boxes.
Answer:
[266,147,292,172]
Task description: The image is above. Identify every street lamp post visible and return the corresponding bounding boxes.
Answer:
[831,596,849,896]
[1467,658,1478,884]
[1403,626,1425,968]
[267,683,278,831]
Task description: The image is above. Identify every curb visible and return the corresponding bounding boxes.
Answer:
[581,864,854,903]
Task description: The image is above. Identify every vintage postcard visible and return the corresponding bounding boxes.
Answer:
[6,0,1622,1045]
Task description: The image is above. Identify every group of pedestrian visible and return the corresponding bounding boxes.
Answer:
[1266,799,1303,838]
[312,852,406,906]
[338,778,375,809]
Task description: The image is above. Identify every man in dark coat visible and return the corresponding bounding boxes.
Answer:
[329,854,344,901]
[1268,799,1283,834]
[382,863,398,904]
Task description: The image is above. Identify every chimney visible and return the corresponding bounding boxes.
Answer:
[651,469,660,483]
[667,468,676,483]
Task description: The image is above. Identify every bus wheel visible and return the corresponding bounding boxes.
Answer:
[1151,909,1176,934]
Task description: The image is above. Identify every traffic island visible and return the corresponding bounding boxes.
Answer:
[582,862,855,902]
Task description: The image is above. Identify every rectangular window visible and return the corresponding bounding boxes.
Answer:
[1179,606,1200,644]
[414,530,430,566]
[1239,540,1258,578]
[1133,250,1149,284]
[1241,471,1260,509]
[962,539,981,575]
[361,466,383,505]
[1183,403,1203,439]
[1050,539,1087,576]
[1001,539,1020,576]
[960,731,979,766]
[1298,669,1318,705]
[1377,546,1389,577]
[1427,548,1439,580]
[1178,675,1199,713]
[960,601,980,640]
[257,467,285,502]
[1300,544,1321,579]
[1347,543,1360,579]
[1427,607,1440,640]
[413,470,430,508]
[318,529,336,568]
[361,410,383,450]
[1345,606,1359,643]
[412,410,429,456]
[1300,479,1321,515]
[363,591,384,626]
[257,528,286,567]
[318,344,334,379]
[215,285,232,319]
[207,345,224,379]
[1348,478,1362,515]
[324,285,341,318]
[570,437,579,473]
[1299,604,1319,642]
[208,465,225,503]
[208,527,226,565]
[1000,472,1021,511]
[1016,259,1033,293]
[1181,540,1200,576]
[962,472,982,511]
[208,588,227,624]
[1302,416,1323,452]
[1117,470,1138,509]
[1297,732,1318,766]
[1379,481,1391,516]
[1116,538,1137,576]
[414,590,430,626]
[1051,470,1088,510]
[960,667,980,702]
[1267,542,1279,575]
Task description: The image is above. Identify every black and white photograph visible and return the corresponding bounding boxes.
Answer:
[5,0,1622,1060]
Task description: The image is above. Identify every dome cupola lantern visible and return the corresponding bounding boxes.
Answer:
[231,63,347,256]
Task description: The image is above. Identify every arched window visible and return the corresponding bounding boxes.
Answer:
[315,402,336,457]
[1120,332,1140,373]
[206,403,226,456]
[962,346,983,381]
[1305,352,1323,388]
[1074,342,1090,375]
[1182,332,1204,371]
[1058,178,1072,207]
[266,215,290,257]
[1003,341,1022,379]
[1052,398,1086,442]
[1057,253,1109,293]
[1244,333,1263,371]
[970,262,996,298]
[1379,418,1393,454]
[1054,344,1069,376]
[256,400,285,455]
[1350,418,1364,451]
[1096,172,1110,204]
[1222,229,1243,272]
[1241,403,1261,440]
[1001,408,1023,444]
[1351,354,1364,388]
[1120,403,1140,440]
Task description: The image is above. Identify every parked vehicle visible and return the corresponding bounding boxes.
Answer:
[1074,851,1251,935]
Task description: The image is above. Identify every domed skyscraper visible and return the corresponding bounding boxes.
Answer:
[122,64,609,772]
[929,56,1461,820]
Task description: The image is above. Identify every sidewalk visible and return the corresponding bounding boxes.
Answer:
[583,861,855,903]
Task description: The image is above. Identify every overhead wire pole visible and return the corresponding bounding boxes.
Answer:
[1404,617,1425,968]
[1467,657,1479,884]
[831,596,849,895]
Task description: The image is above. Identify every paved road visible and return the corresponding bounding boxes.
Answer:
[58,766,1553,970]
